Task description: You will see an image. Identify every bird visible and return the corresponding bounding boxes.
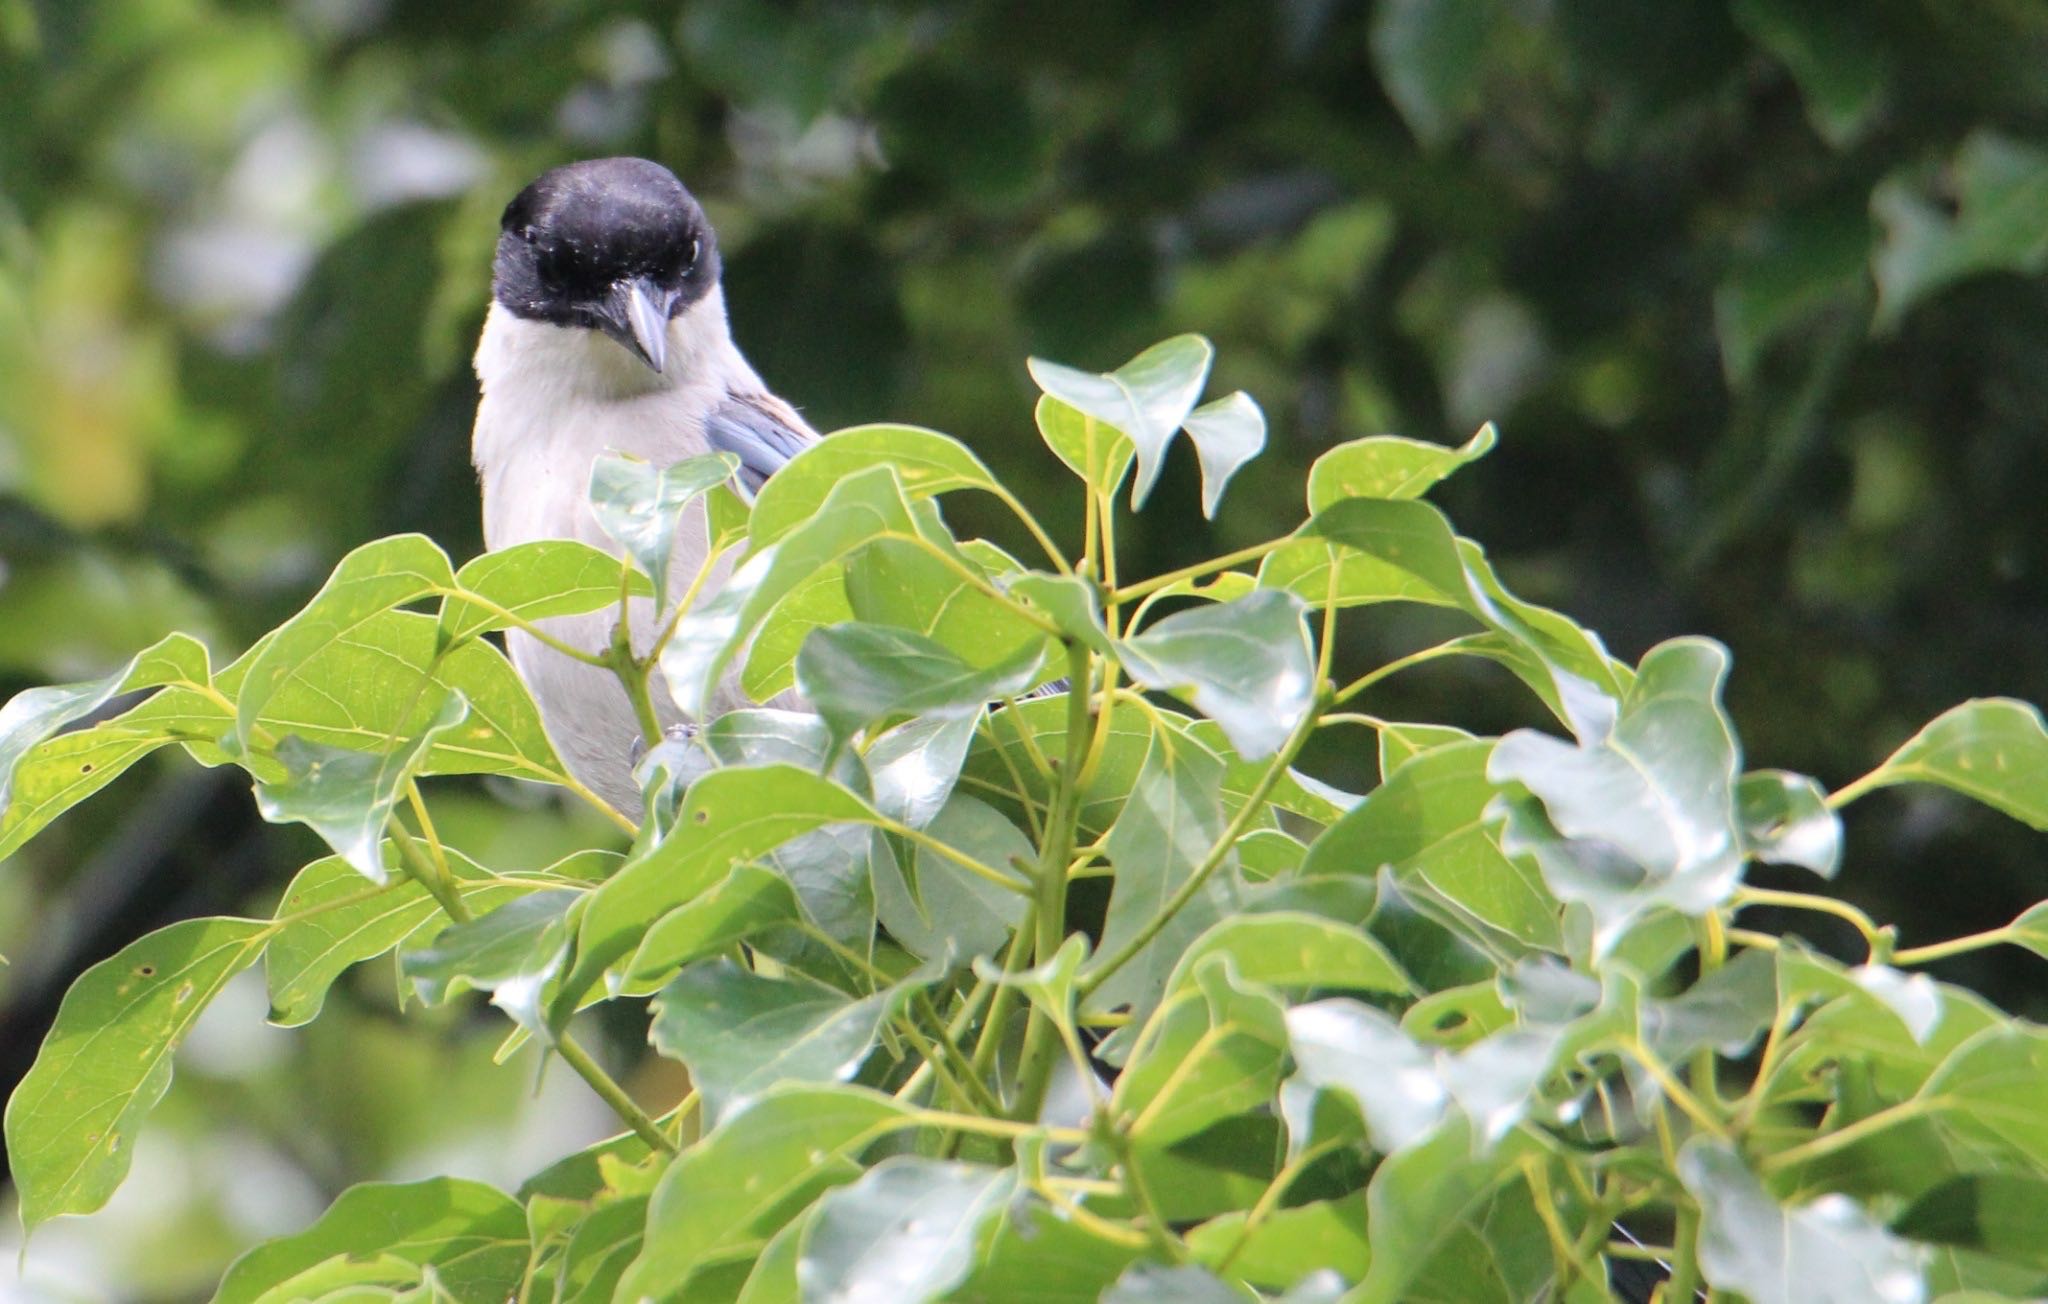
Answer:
[471,157,817,813]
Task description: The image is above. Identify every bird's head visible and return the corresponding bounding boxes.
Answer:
[491,157,721,374]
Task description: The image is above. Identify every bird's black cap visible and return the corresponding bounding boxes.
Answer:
[492,158,721,368]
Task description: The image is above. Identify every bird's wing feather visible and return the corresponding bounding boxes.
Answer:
[704,391,818,495]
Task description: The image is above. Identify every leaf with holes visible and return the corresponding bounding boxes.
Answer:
[5,916,270,1230]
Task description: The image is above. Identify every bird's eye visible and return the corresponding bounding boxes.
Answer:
[688,237,701,267]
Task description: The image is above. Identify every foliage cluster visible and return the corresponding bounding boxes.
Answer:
[8,337,2048,1301]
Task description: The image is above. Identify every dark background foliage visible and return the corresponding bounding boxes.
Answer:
[3,0,2047,1290]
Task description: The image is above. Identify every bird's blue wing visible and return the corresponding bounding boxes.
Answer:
[704,392,818,497]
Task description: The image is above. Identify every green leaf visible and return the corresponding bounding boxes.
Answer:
[0,630,210,808]
[1739,769,1842,876]
[1181,390,1266,519]
[1283,497,1622,739]
[973,933,1089,1052]
[588,450,739,602]
[1087,722,1237,1027]
[661,464,918,719]
[1285,997,1561,1152]
[402,890,580,1031]
[949,1199,1143,1303]
[1344,1121,1539,1304]
[1101,1263,1257,1303]
[1873,132,2048,332]
[1489,638,1743,954]
[212,1178,528,1304]
[1165,912,1411,998]
[733,1203,817,1304]
[617,1084,910,1301]
[253,693,470,882]
[1368,0,1504,148]
[265,847,570,1027]
[1377,720,1477,777]
[1306,424,1496,510]
[552,1194,646,1304]
[6,916,269,1230]
[866,713,980,829]
[1007,571,1116,655]
[1728,0,1889,146]
[1034,395,1135,498]
[1115,961,1288,1149]
[800,1158,1017,1304]
[1894,1174,2048,1270]
[243,610,562,782]
[1306,739,1562,951]
[649,957,926,1121]
[741,557,858,704]
[438,540,650,645]
[795,623,1048,745]
[1854,698,2048,829]
[1713,196,1871,386]
[844,536,1044,668]
[1918,1025,2048,1170]
[1118,589,1315,761]
[1027,334,1215,509]
[560,763,882,1017]
[0,633,221,859]
[624,863,802,987]
[875,793,1030,964]
[749,424,1005,546]
[1186,1200,1370,1292]
[235,534,455,748]
[1679,1139,1929,1304]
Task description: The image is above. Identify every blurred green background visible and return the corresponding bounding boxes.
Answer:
[4,0,2048,1294]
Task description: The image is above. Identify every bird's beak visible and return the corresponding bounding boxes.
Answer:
[601,276,677,373]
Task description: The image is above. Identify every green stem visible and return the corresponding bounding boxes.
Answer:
[1080,685,1331,996]
[1892,926,2014,966]
[1332,636,1487,707]
[1732,886,1883,953]
[608,617,666,752]
[390,821,471,923]
[1665,1202,1702,1304]
[1110,537,1287,604]
[1013,643,1092,1122]
[556,1032,677,1156]
[1756,1097,1945,1175]
[1824,769,1889,811]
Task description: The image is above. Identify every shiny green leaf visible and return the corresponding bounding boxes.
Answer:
[1119,589,1315,761]
[402,890,579,1030]
[253,693,469,882]
[588,450,738,602]
[1028,334,1215,509]
[1490,638,1742,954]
[800,1158,1015,1304]
[1739,769,1842,876]
[617,1085,910,1301]
[662,465,918,718]
[875,793,1029,964]
[1680,1139,1928,1304]
[1306,739,1561,950]
[649,957,925,1121]
[1165,912,1411,997]
[1181,390,1266,518]
[795,623,1048,745]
